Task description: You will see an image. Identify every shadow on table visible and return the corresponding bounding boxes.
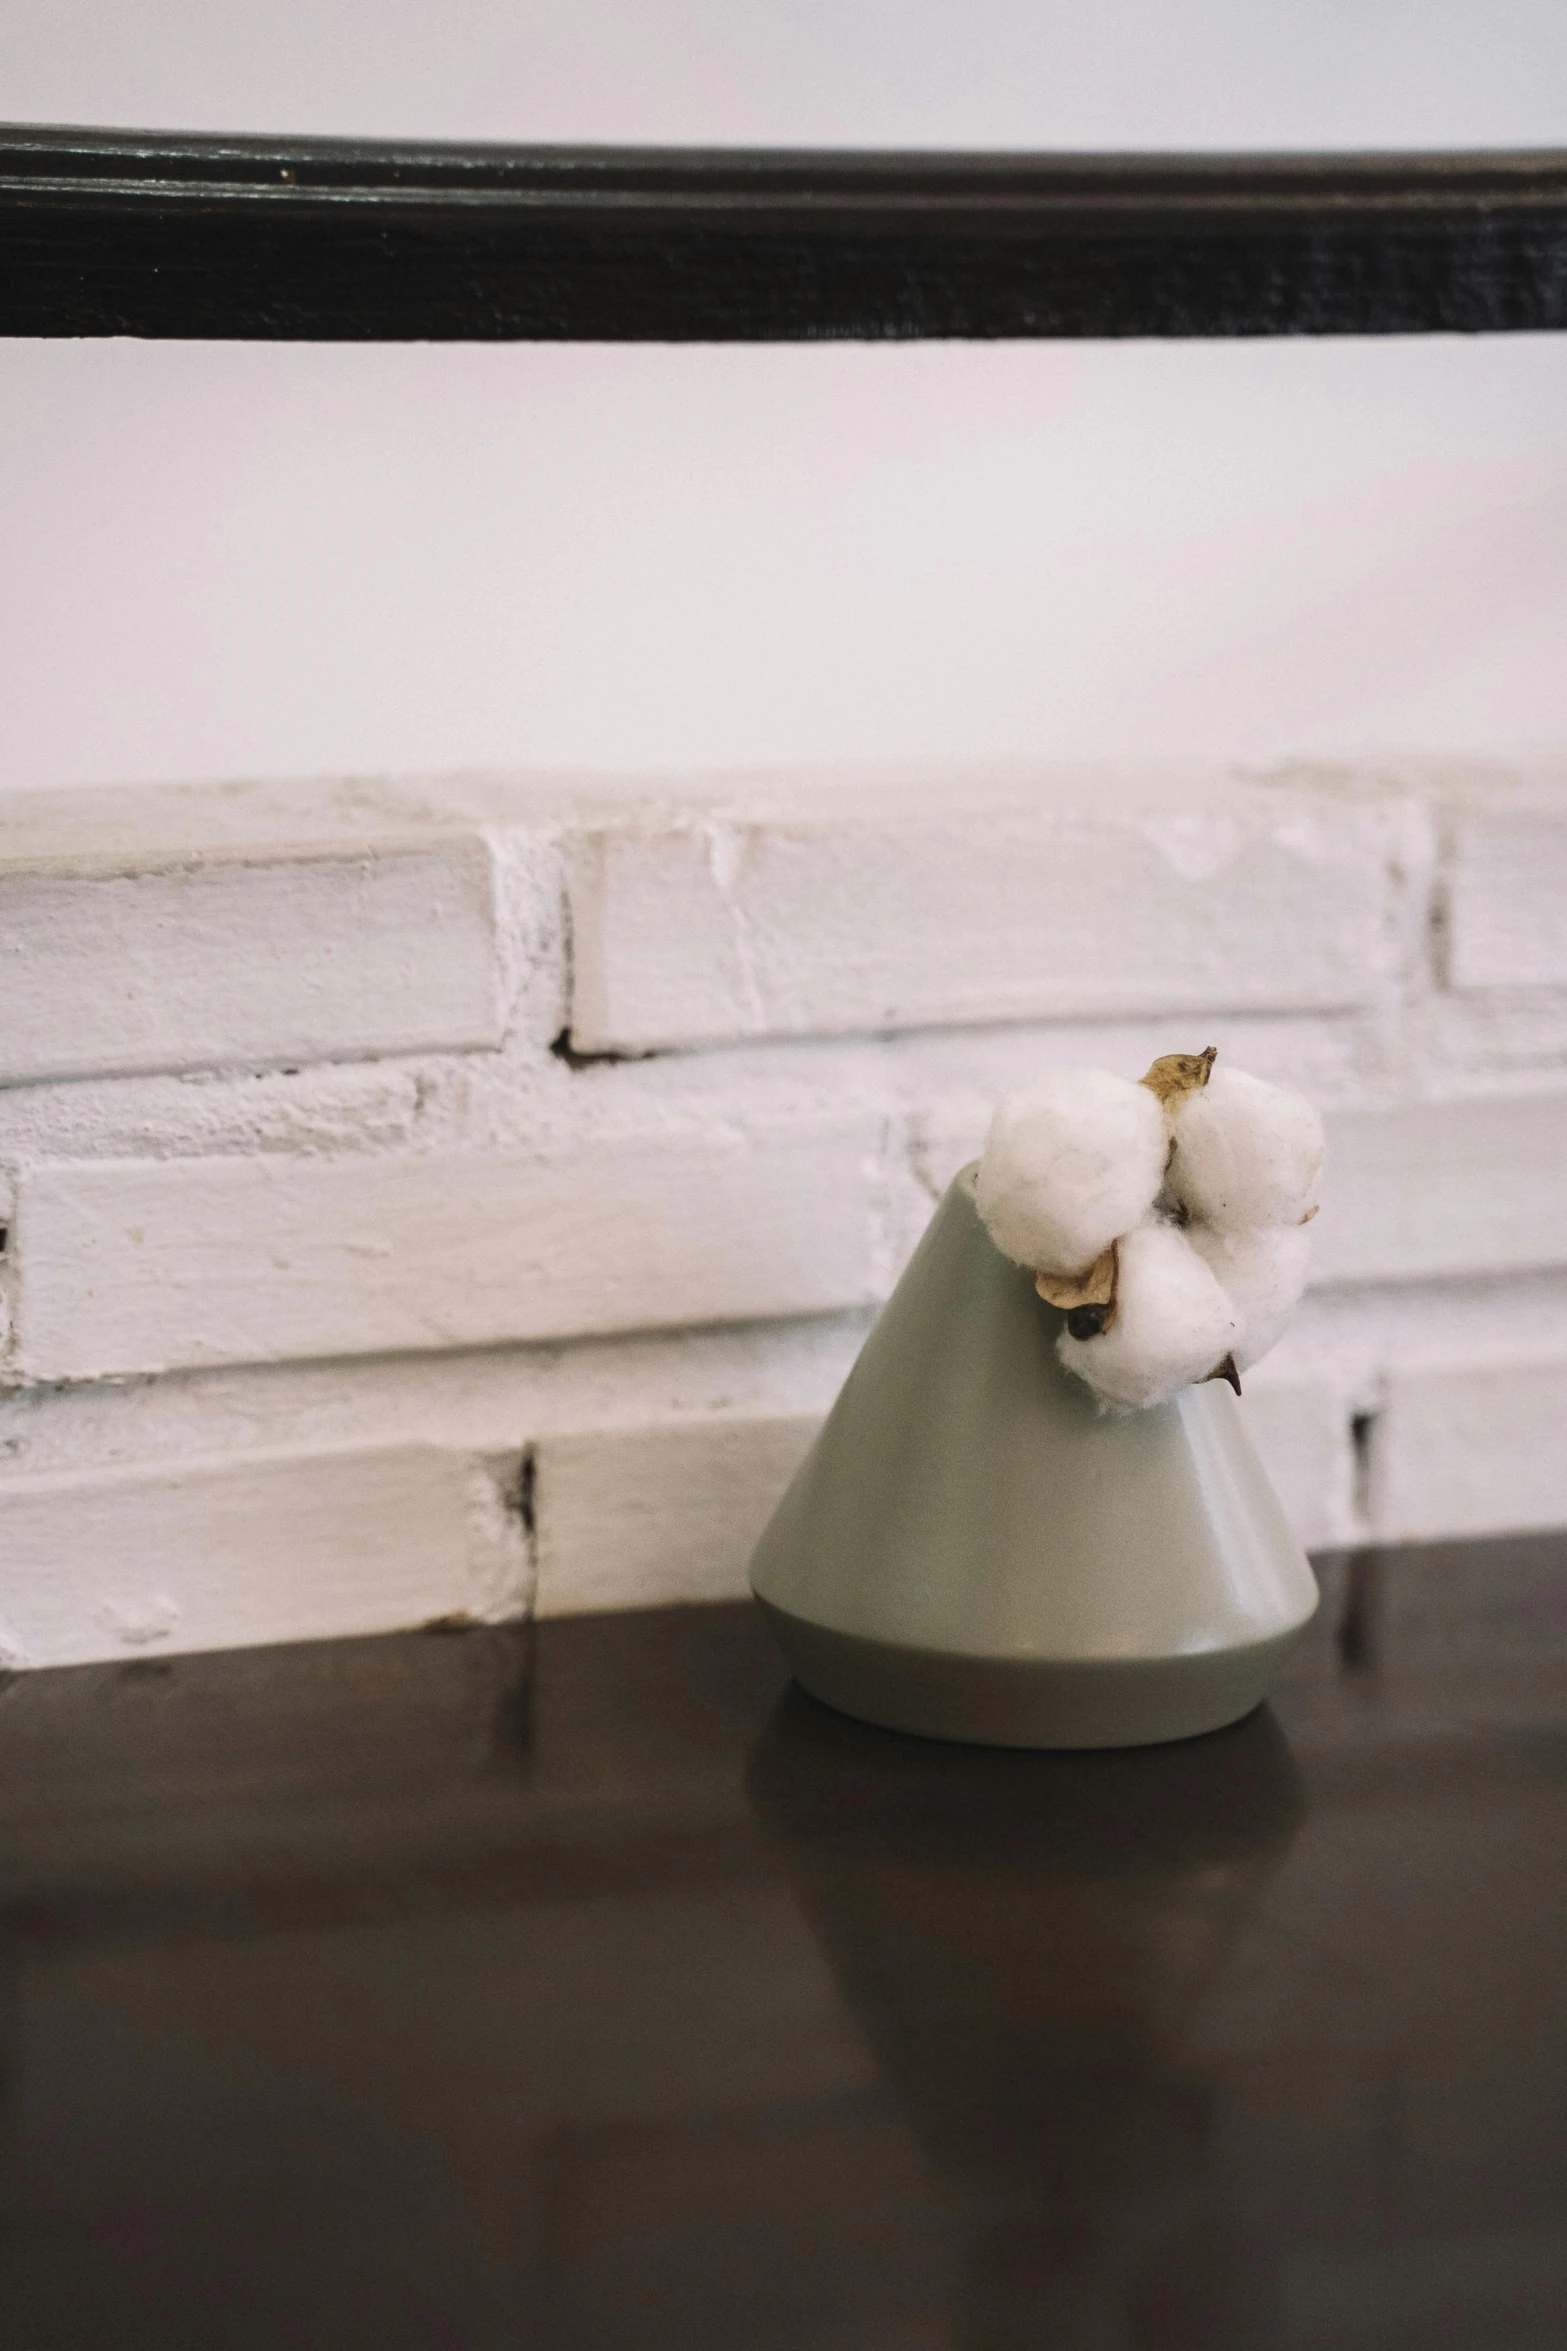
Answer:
[747,1690,1306,2350]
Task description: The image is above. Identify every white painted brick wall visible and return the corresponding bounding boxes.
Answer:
[1313,1097,1567,1286]
[534,1413,820,1616]
[1444,783,1567,992]
[0,837,508,1084]
[10,1124,885,1381]
[567,774,1409,1053]
[0,1443,529,1670]
[1368,1357,1567,1543]
[1234,1372,1357,1554]
[3,759,1566,1668]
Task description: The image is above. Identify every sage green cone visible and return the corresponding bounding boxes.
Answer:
[750,1167,1319,1748]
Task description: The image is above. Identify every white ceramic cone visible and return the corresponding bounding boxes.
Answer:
[750,1167,1319,1748]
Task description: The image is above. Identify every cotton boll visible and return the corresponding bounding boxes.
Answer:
[1057,1221,1240,1412]
[1187,1222,1311,1372]
[1167,1066,1324,1232]
[976,1070,1167,1275]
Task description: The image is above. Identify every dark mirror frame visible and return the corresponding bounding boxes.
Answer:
[3,126,1566,340]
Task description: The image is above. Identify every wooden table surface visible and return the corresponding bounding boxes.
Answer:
[0,1536,1562,2348]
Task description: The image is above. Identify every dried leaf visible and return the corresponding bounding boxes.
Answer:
[1205,1353,1243,1395]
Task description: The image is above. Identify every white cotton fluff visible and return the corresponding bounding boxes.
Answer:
[1167,1065,1325,1232]
[1187,1221,1311,1373]
[1057,1220,1241,1412]
[976,1070,1167,1276]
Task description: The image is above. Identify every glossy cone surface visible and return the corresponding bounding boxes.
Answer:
[750,1170,1318,1747]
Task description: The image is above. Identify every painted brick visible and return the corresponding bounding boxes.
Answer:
[1235,1373,1355,1553]
[1368,1356,1567,1542]
[535,1412,819,1616]
[1445,804,1567,991]
[0,1442,528,1670]
[1313,1097,1567,1286]
[0,836,506,1084]
[568,784,1401,1052]
[11,1126,884,1381]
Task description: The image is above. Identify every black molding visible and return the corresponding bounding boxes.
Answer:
[4,124,1567,341]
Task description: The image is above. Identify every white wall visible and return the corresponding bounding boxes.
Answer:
[7,0,1567,150]
[2,1,1566,796]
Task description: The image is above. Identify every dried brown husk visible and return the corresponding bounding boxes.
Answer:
[1035,1241,1119,1336]
[1140,1045,1217,1107]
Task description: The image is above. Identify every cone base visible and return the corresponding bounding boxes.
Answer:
[757,1597,1311,1750]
